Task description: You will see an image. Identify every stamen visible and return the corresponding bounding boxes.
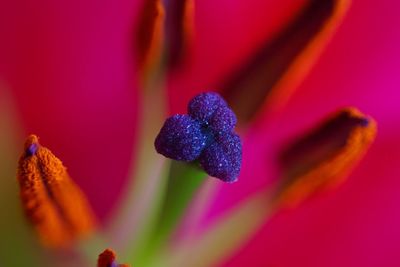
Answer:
[136,0,165,73]
[165,0,195,68]
[221,0,350,124]
[275,108,377,207]
[17,135,96,248]
[97,249,130,267]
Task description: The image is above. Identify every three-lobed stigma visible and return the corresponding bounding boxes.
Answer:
[155,92,242,183]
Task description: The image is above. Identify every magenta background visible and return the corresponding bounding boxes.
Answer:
[1,0,400,266]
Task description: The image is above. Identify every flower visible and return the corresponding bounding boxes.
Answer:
[0,0,399,266]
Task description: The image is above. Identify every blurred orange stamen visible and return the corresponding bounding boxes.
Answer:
[98,248,130,267]
[275,108,377,207]
[136,0,165,75]
[222,0,350,125]
[166,0,194,68]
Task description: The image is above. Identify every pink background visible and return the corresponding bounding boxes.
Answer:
[1,0,400,266]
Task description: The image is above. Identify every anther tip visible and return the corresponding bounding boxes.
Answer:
[24,134,40,156]
[344,107,371,127]
[27,143,38,156]
[359,117,370,127]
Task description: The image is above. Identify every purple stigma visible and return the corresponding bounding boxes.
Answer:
[27,143,38,156]
[155,114,207,161]
[188,92,227,124]
[199,133,242,183]
[154,92,242,182]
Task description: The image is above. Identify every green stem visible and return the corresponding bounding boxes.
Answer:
[135,162,207,266]
[107,75,170,260]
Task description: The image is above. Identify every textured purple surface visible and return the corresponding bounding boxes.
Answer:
[155,114,206,161]
[209,106,237,133]
[155,92,242,182]
[188,92,228,124]
[199,133,242,183]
